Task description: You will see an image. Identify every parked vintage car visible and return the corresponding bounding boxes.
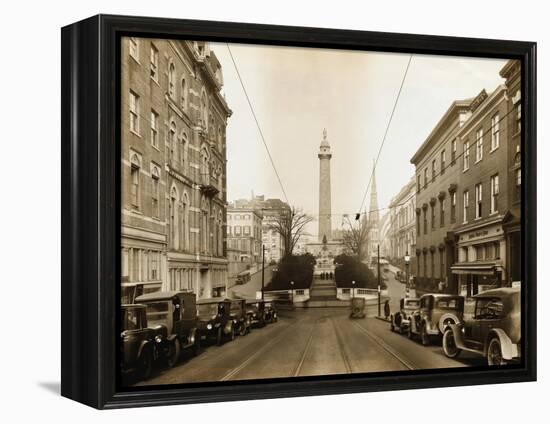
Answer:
[408,294,464,345]
[263,300,278,323]
[442,287,520,365]
[350,297,366,319]
[196,298,234,345]
[121,304,160,380]
[228,299,251,336]
[135,291,201,367]
[390,297,420,333]
[245,299,266,327]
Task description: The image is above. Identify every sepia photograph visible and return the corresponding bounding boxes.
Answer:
[120,37,522,387]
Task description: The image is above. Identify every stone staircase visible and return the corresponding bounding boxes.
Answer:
[307,278,349,308]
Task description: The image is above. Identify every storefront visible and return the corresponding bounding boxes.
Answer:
[451,219,507,297]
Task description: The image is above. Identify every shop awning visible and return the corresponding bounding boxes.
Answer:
[451,263,497,275]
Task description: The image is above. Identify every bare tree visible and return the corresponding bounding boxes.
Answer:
[341,215,371,261]
[268,206,313,258]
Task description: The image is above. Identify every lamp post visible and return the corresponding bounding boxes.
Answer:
[377,245,381,317]
[352,280,356,300]
[261,244,265,300]
[290,281,295,306]
[405,251,411,298]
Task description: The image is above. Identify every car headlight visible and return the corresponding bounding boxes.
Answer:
[233,319,237,324]
[155,335,163,343]
[206,323,212,330]
[253,313,257,317]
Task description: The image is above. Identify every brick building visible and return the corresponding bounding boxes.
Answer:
[121,37,231,302]
[411,59,521,296]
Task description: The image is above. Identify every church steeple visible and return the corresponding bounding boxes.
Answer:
[368,161,379,223]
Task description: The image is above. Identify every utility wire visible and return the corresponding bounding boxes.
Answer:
[226,43,290,205]
[357,54,413,216]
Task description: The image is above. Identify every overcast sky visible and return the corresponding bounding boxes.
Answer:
[211,42,508,238]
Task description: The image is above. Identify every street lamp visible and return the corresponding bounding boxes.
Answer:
[405,251,411,297]
[290,281,295,306]
[351,280,356,299]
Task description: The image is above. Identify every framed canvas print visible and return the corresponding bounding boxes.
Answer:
[61,14,537,409]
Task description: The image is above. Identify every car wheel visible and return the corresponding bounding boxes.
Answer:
[488,338,506,366]
[216,327,223,346]
[138,348,153,381]
[420,324,430,346]
[407,325,414,339]
[239,322,247,337]
[166,339,180,368]
[229,325,236,341]
[390,318,395,332]
[442,328,461,358]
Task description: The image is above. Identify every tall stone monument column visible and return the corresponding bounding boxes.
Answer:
[318,129,332,242]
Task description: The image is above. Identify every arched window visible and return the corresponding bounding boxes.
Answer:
[182,132,188,173]
[168,62,176,98]
[151,167,160,218]
[181,78,187,109]
[200,197,209,253]
[169,122,177,163]
[170,187,179,249]
[130,154,141,209]
[200,91,208,128]
[200,147,210,185]
[182,192,189,251]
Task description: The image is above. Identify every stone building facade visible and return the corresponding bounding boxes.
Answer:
[121,37,231,302]
[388,176,417,267]
[410,59,521,296]
[227,207,263,264]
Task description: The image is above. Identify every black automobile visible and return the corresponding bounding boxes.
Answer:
[120,304,162,381]
[135,291,201,367]
[196,298,234,345]
[228,299,251,336]
[264,301,278,323]
[245,299,266,327]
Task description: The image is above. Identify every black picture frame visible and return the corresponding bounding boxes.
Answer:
[61,14,537,409]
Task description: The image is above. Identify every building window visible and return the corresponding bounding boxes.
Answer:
[235,226,241,235]
[130,155,141,209]
[150,253,158,280]
[150,44,158,80]
[463,190,469,223]
[168,62,176,98]
[417,215,421,236]
[516,103,521,133]
[129,91,139,134]
[451,192,456,224]
[451,139,457,165]
[441,150,446,175]
[151,168,159,218]
[432,159,436,182]
[150,110,158,148]
[463,141,470,171]
[244,226,251,235]
[491,114,500,150]
[431,205,435,229]
[181,78,187,109]
[129,37,139,61]
[417,175,421,193]
[490,174,499,214]
[423,168,428,188]
[440,199,445,227]
[475,183,482,219]
[475,129,483,162]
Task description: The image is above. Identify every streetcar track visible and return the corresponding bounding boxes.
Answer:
[351,321,415,370]
[220,317,303,381]
[330,317,353,374]
[292,318,318,377]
